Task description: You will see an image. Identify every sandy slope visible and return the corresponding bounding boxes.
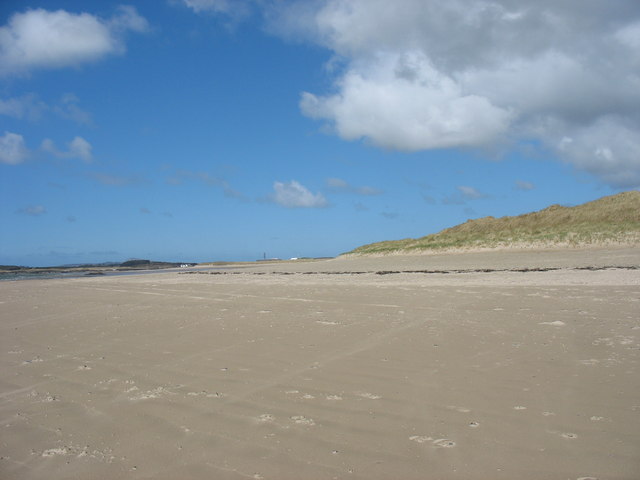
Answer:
[1,248,639,479]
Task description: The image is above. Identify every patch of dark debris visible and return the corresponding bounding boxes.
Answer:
[180,265,638,276]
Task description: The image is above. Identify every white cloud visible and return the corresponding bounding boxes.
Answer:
[42,136,93,162]
[271,0,640,187]
[554,117,640,188]
[270,180,328,208]
[0,6,148,76]
[326,177,382,195]
[0,131,29,165]
[301,51,513,150]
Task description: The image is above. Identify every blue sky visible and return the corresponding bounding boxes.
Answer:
[2,0,639,266]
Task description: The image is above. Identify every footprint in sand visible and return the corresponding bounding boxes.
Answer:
[291,416,315,426]
[22,356,43,365]
[433,439,456,448]
[409,436,432,444]
[129,386,171,401]
[357,392,381,400]
[41,447,70,457]
[409,436,456,448]
[446,406,471,413]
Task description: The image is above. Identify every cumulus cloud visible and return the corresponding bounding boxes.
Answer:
[42,136,92,162]
[326,177,382,195]
[270,180,328,208]
[16,205,46,216]
[271,0,640,187]
[0,131,29,165]
[301,51,513,150]
[554,117,640,188]
[0,6,148,76]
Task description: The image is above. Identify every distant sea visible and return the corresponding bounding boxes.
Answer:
[0,270,156,282]
[0,271,92,282]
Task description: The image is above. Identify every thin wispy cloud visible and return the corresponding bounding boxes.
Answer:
[326,177,383,196]
[515,180,535,191]
[52,94,93,126]
[16,205,46,216]
[42,136,92,162]
[380,211,399,220]
[442,186,489,205]
[0,93,45,121]
[166,169,245,200]
[88,172,144,187]
[179,0,251,19]
[0,93,91,125]
[457,186,488,200]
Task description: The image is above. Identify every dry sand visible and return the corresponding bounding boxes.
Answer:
[1,248,639,479]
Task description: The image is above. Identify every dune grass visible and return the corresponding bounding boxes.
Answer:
[347,191,640,255]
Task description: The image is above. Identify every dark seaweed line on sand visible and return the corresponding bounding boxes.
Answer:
[180,265,638,276]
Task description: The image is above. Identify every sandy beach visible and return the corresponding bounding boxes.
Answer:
[1,248,639,480]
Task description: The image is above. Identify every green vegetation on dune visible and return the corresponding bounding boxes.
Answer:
[347,191,640,255]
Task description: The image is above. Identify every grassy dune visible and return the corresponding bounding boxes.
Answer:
[347,191,640,255]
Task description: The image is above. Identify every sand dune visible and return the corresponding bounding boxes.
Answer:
[1,248,639,479]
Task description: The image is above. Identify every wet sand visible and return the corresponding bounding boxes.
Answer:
[1,248,639,479]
